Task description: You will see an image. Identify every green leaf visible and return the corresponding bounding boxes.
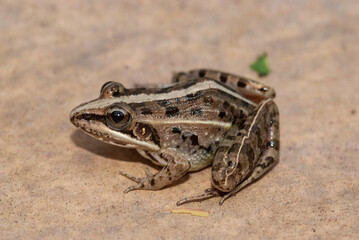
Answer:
[250,53,270,77]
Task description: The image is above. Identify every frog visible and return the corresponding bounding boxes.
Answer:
[69,69,280,205]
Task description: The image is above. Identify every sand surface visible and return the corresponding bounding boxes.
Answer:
[1,1,358,239]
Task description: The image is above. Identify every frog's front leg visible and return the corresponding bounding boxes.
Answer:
[120,150,190,192]
[212,99,279,204]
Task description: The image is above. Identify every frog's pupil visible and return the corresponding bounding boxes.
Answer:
[111,111,124,123]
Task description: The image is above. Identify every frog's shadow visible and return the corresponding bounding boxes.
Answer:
[70,130,189,186]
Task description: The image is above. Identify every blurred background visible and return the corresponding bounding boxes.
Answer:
[1,1,358,239]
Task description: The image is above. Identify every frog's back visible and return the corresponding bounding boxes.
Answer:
[128,78,257,170]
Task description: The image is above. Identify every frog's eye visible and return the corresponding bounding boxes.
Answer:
[100,82,126,98]
[106,107,131,130]
[101,81,114,92]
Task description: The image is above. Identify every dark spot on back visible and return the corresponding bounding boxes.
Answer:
[172,127,181,134]
[150,179,155,186]
[190,134,199,146]
[226,135,235,140]
[228,143,240,154]
[185,91,203,101]
[199,69,206,77]
[203,96,213,106]
[141,108,152,115]
[157,99,171,106]
[218,111,226,119]
[237,79,247,88]
[165,106,179,117]
[220,73,228,83]
[191,108,202,116]
[223,101,229,108]
[182,135,187,141]
[217,146,229,153]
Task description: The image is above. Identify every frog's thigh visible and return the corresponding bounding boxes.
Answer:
[171,71,194,83]
[212,99,279,203]
[184,69,276,99]
[120,151,190,193]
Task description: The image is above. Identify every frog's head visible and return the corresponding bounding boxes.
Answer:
[69,81,160,151]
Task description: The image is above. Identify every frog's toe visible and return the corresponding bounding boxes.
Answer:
[123,183,144,193]
[123,176,157,193]
[144,167,153,178]
[176,189,220,205]
[119,170,142,183]
[120,169,156,193]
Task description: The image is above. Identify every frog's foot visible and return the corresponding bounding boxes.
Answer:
[120,152,190,193]
[176,188,220,205]
[119,168,154,192]
[120,170,155,193]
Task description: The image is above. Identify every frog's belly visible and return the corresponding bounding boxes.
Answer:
[187,151,214,171]
[136,148,213,172]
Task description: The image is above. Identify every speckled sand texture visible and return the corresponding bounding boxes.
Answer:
[1,1,358,239]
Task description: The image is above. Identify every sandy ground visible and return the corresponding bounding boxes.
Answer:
[1,1,358,239]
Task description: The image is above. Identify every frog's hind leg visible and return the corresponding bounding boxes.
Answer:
[213,99,280,205]
[184,69,276,101]
[219,146,279,205]
[176,99,279,205]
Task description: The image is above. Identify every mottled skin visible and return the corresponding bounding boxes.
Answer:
[70,69,280,205]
